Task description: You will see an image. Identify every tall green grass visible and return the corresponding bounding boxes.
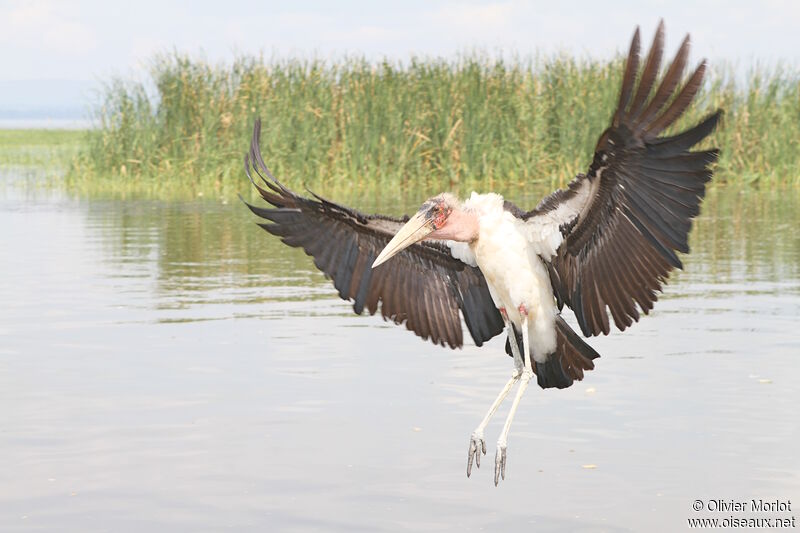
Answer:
[71,53,800,196]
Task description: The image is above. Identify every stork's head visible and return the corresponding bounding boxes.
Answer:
[372,193,477,268]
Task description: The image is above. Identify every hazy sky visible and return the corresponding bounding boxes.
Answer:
[3,0,800,82]
[1,0,799,117]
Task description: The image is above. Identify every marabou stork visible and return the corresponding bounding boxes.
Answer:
[242,21,721,486]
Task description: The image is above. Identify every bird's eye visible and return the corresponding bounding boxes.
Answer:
[433,205,449,228]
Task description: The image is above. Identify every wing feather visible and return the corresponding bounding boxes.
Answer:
[635,34,690,127]
[646,61,706,135]
[613,27,641,127]
[628,20,664,117]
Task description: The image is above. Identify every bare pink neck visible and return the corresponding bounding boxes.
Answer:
[428,209,479,243]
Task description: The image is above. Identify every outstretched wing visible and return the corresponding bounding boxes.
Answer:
[242,119,504,348]
[525,21,722,337]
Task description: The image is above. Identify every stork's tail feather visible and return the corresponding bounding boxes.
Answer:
[504,316,600,390]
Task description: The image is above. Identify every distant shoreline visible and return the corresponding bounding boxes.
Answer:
[0,119,91,130]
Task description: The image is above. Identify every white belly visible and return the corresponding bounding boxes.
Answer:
[471,211,558,362]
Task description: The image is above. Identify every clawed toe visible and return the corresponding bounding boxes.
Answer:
[494,444,507,486]
[467,432,486,477]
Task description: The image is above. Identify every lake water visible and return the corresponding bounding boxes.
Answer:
[1,170,798,532]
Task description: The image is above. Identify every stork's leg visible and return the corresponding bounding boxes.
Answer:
[467,371,519,477]
[494,305,534,486]
[502,308,524,373]
[467,308,523,477]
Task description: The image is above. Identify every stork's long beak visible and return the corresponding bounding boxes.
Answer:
[372,211,435,268]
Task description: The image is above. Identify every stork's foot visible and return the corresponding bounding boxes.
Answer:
[494,441,507,486]
[467,431,487,477]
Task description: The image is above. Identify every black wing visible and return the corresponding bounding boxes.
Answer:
[242,119,504,348]
[525,20,721,337]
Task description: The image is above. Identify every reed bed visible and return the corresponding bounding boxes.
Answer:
[70,53,800,196]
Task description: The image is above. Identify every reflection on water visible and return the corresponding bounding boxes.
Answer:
[0,172,798,532]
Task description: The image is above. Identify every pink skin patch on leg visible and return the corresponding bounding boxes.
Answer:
[499,307,508,320]
[518,304,528,316]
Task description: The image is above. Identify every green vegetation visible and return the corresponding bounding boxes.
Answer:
[9,53,800,198]
[0,129,86,169]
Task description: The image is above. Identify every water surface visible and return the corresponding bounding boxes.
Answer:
[1,173,798,532]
